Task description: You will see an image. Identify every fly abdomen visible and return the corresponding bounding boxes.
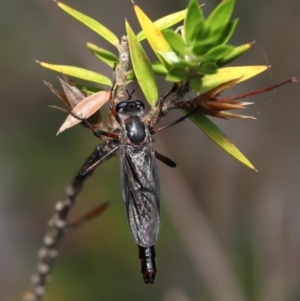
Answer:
[138,245,157,284]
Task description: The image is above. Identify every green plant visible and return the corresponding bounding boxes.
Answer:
[37,0,286,170]
[24,0,295,299]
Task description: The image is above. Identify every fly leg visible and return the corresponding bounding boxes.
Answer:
[151,109,198,168]
[83,142,108,167]
[70,111,119,140]
[76,145,119,179]
[151,108,198,135]
[76,141,107,179]
[155,151,176,168]
[69,109,120,179]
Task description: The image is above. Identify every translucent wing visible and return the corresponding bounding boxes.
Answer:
[120,140,160,247]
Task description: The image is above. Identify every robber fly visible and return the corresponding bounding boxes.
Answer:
[73,88,193,284]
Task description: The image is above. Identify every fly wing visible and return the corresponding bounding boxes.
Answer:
[120,143,160,247]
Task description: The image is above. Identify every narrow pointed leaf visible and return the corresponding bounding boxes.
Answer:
[156,51,181,66]
[151,62,168,75]
[74,84,104,94]
[184,0,204,45]
[87,42,119,67]
[126,62,168,82]
[217,42,254,66]
[37,61,112,86]
[206,0,236,33]
[55,1,119,46]
[216,19,238,45]
[137,8,188,41]
[162,29,186,54]
[201,65,269,92]
[133,2,179,66]
[183,109,256,170]
[192,39,216,56]
[126,21,158,106]
[201,45,234,63]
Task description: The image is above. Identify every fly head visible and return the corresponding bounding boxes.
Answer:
[116,100,145,120]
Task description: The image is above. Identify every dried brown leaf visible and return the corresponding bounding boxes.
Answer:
[57,90,110,135]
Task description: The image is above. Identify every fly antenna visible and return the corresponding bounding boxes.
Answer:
[126,89,136,100]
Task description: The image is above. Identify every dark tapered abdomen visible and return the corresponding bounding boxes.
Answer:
[138,245,157,284]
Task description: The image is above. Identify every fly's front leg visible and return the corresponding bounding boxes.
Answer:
[76,141,107,179]
[84,142,106,166]
[76,146,120,179]
[146,83,180,130]
[71,109,120,179]
[70,111,119,140]
[151,108,199,135]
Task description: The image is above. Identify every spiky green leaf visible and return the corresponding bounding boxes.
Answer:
[163,29,186,54]
[215,19,239,45]
[126,62,168,82]
[55,1,119,46]
[206,0,236,34]
[87,43,119,68]
[217,42,254,66]
[184,0,205,45]
[133,2,179,66]
[37,61,112,86]
[201,45,234,63]
[201,65,269,92]
[183,109,256,170]
[126,21,158,106]
[192,39,216,56]
[137,8,188,41]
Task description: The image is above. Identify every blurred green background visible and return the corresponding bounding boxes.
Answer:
[1,0,300,300]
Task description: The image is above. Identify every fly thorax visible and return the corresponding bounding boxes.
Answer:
[124,115,147,144]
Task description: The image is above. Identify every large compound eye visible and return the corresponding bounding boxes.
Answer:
[116,101,128,113]
[135,101,145,111]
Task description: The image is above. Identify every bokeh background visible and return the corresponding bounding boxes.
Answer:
[1,0,300,300]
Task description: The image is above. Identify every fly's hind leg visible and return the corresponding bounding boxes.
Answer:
[155,151,176,168]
